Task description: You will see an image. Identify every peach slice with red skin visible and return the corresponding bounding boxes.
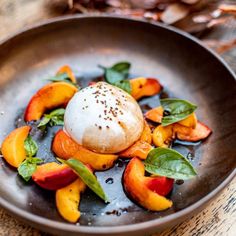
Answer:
[1,126,31,168]
[174,121,212,142]
[56,178,86,223]
[178,113,197,129]
[52,130,118,170]
[24,82,78,122]
[32,162,77,190]
[57,65,76,83]
[123,157,173,211]
[140,120,152,144]
[130,77,162,100]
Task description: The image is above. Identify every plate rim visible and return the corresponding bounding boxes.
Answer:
[0,14,235,234]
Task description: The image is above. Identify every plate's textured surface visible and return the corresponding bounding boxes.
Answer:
[0,15,235,236]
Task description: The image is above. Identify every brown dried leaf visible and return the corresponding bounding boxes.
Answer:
[219,4,236,14]
[161,3,189,24]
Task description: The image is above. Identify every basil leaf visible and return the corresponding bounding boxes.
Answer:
[24,136,38,157]
[50,108,65,116]
[99,61,131,93]
[160,98,197,126]
[144,147,197,180]
[47,73,79,88]
[48,73,70,82]
[37,115,51,129]
[18,157,43,181]
[114,80,131,94]
[37,108,65,129]
[104,68,126,84]
[111,62,130,75]
[59,158,109,203]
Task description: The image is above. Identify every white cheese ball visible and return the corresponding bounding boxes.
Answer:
[64,82,144,153]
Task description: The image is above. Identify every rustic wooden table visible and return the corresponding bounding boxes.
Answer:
[0,1,235,235]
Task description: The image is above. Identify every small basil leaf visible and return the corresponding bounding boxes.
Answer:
[18,157,43,181]
[111,62,131,75]
[144,147,197,180]
[50,116,64,126]
[47,73,79,88]
[104,68,126,84]
[50,108,65,117]
[37,116,51,129]
[59,158,109,203]
[114,80,131,94]
[24,136,38,157]
[160,98,197,126]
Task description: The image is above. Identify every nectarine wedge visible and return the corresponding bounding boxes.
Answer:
[174,122,212,142]
[178,113,197,129]
[52,130,118,170]
[119,140,153,160]
[57,65,76,83]
[1,126,31,168]
[24,82,78,121]
[123,158,173,211]
[145,106,163,123]
[56,178,86,223]
[52,129,79,159]
[130,77,162,100]
[152,125,174,147]
[140,120,152,144]
[32,162,77,190]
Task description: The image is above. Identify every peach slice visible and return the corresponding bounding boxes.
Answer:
[24,82,78,122]
[130,77,162,100]
[174,122,212,142]
[140,120,152,144]
[145,106,163,123]
[56,178,86,223]
[119,140,153,160]
[52,130,118,170]
[123,157,173,211]
[152,125,174,147]
[57,65,76,83]
[178,113,197,129]
[52,130,79,160]
[32,162,77,190]
[1,126,31,168]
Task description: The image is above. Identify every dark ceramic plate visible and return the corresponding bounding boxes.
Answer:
[0,15,235,236]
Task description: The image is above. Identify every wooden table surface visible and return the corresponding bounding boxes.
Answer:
[0,1,235,235]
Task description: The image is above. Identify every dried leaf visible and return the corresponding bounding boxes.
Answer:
[161,3,189,24]
[219,4,236,14]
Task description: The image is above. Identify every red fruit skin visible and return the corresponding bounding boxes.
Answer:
[32,166,77,191]
[145,176,174,196]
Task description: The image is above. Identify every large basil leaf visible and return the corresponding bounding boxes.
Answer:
[59,158,109,203]
[144,147,197,180]
[160,98,197,126]
[24,136,38,157]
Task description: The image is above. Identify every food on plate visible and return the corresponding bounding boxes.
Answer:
[0,62,212,223]
[64,82,144,153]
[24,82,77,122]
[32,162,78,190]
[56,178,86,223]
[52,129,118,170]
[123,157,173,211]
[1,126,31,167]
[130,77,162,100]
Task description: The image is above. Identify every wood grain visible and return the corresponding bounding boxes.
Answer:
[0,0,235,235]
